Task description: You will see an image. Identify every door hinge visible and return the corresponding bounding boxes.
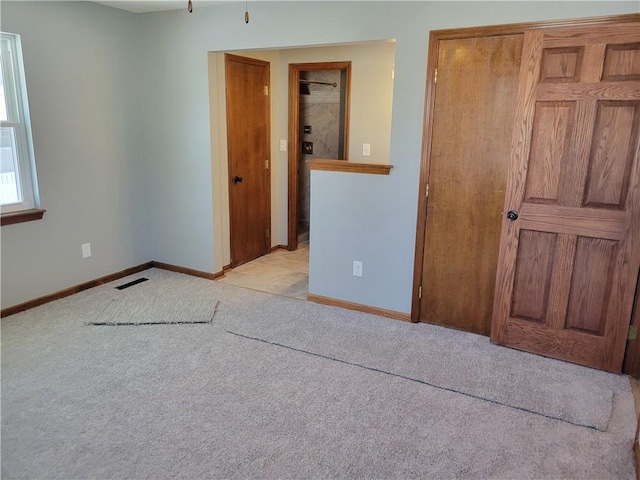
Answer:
[629,325,637,341]
[265,159,270,170]
[264,85,269,96]
[425,184,429,198]
[434,68,438,85]
[418,285,422,299]
[266,228,270,241]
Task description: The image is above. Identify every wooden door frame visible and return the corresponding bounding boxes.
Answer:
[225,53,272,267]
[287,61,351,251]
[411,14,640,329]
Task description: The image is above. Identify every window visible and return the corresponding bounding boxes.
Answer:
[0,32,41,223]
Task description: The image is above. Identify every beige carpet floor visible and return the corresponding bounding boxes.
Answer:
[1,268,636,479]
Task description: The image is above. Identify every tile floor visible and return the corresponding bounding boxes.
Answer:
[217,239,309,301]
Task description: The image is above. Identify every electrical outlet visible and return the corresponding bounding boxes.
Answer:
[280,139,287,151]
[82,243,92,258]
[353,260,363,277]
[362,143,371,157]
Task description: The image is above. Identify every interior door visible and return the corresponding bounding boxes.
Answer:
[419,34,523,334]
[491,22,640,372]
[225,54,271,267]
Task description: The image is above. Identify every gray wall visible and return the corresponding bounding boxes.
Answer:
[1,1,636,311]
[137,1,637,315]
[1,2,147,308]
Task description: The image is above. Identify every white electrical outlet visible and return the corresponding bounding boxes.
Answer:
[353,260,363,277]
[82,243,92,258]
[280,139,287,152]
[362,143,371,157]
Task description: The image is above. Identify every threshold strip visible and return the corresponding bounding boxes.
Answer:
[226,330,607,432]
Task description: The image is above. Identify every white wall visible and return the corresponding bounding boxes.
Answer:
[1,1,147,309]
[1,1,636,312]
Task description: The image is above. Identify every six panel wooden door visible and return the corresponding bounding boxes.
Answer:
[225,54,271,267]
[491,23,640,372]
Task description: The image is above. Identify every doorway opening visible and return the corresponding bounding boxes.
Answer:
[288,62,351,251]
[220,62,350,300]
[208,41,395,301]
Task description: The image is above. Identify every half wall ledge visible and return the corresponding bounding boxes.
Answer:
[307,159,392,175]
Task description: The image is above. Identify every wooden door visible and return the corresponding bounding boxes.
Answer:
[419,34,523,334]
[225,54,271,267]
[491,23,640,372]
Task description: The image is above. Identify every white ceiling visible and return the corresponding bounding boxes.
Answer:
[92,1,228,14]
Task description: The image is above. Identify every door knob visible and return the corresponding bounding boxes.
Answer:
[506,210,519,221]
[233,176,243,184]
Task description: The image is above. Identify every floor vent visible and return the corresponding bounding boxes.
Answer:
[115,278,149,290]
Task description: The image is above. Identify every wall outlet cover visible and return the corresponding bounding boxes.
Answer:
[82,243,92,258]
[353,260,363,277]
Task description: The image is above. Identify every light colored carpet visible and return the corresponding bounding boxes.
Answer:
[1,268,635,479]
[87,297,218,325]
[223,304,615,431]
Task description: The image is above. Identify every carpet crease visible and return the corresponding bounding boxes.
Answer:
[226,330,609,431]
[219,291,615,432]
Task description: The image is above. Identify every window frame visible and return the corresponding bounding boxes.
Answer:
[0,31,42,223]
